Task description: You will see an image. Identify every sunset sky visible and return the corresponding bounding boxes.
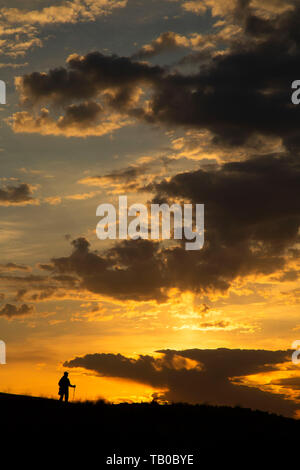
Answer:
[1,0,300,417]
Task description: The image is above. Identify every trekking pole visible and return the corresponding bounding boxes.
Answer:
[73,386,76,402]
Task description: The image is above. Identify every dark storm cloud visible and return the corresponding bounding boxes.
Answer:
[51,235,234,301]
[57,101,103,129]
[51,237,167,302]
[150,153,300,255]
[18,51,163,108]
[49,152,300,302]
[64,347,298,417]
[10,1,300,302]
[0,303,34,317]
[0,183,36,205]
[14,3,300,146]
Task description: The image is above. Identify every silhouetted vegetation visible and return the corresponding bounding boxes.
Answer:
[1,392,297,464]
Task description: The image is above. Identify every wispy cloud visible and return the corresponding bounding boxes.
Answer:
[0,0,127,56]
[0,0,127,26]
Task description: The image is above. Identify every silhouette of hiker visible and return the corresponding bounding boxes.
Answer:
[58,372,76,402]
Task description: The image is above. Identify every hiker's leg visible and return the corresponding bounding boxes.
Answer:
[65,391,69,402]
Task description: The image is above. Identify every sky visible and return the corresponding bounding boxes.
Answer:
[1,0,300,416]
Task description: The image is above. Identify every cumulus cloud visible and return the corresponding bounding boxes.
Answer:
[0,183,38,206]
[149,153,300,260]
[4,0,300,309]
[10,52,163,136]
[10,2,300,145]
[51,237,167,302]
[64,347,298,417]
[4,153,300,304]
[44,150,300,302]
[0,303,35,317]
[15,52,162,107]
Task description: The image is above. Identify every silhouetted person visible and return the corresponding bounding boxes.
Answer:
[58,372,76,402]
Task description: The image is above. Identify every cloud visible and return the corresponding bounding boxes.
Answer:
[7,37,43,57]
[10,51,163,136]
[8,107,130,138]
[80,164,150,186]
[43,196,62,206]
[0,1,127,57]
[37,149,300,303]
[78,157,171,192]
[15,52,163,106]
[5,151,300,304]
[51,237,168,302]
[5,1,300,308]
[173,319,250,331]
[0,24,42,57]
[0,263,31,272]
[131,27,241,61]
[0,183,38,206]
[179,0,295,18]
[0,62,28,69]
[132,31,193,59]
[167,129,284,163]
[11,3,300,146]
[0,0,127,26]
[148,152,300,281]
[0,303,35,317]
[272,376,300,392]
[64,347,299,417]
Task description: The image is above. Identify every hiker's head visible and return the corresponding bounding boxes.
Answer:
[64,372,68,377]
